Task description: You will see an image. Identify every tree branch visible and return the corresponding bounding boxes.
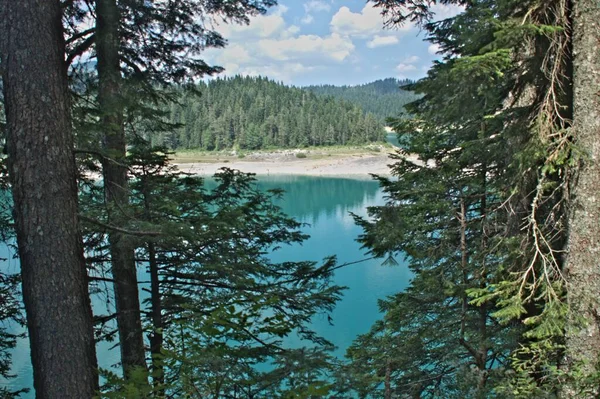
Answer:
[80,215,162,236]
[67,34,96,66]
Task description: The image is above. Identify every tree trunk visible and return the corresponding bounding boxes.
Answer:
[0,1,98,397]
[477,160,488,393]
[140,178,164,388]
[148,242,164,387]
[564,0,600,395]
[96,0,147,377]
[384,359,392,399]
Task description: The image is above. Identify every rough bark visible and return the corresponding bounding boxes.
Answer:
[563,0,600,395]
[96,0,147,377]
[0,1,98,397]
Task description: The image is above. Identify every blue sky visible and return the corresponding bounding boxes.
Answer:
[203,0,463,86]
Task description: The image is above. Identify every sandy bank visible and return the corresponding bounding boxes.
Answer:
[173,151,396,178]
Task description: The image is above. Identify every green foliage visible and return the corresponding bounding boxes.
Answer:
[98,367,156,399]
[305,78,419,123]
[81,140,344,397]
[65,0,276,87]
[149,76,386,150]
[343,0,575,396]
[0,272,24,399]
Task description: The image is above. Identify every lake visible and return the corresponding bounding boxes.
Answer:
[1,175,412,396]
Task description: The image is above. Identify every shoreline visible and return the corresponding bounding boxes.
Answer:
[172,152,395,178]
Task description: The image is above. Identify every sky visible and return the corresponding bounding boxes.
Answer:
[203,0,463,87]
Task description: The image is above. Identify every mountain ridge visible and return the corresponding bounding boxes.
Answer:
[304,77,419,123]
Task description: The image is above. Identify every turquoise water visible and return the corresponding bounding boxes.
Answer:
[1,175,412,396]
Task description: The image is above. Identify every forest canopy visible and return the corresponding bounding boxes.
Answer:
[305,78,419,123]
[151,76,387,151]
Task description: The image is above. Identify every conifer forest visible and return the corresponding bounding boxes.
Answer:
[1,0,600,398]
[305,78,418,123]
[154,76,389,150]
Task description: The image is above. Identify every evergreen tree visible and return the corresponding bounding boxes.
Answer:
[0,272,22,398]
[80,140,345,397]
[96,0,148,377]
[346,0,589,396]
[65,0,279,381]
[0,0,98,396]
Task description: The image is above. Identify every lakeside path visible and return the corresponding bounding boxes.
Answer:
[172,149,399,178]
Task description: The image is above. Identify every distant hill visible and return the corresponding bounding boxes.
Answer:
[304,78,419,123]
[153,76,386,151]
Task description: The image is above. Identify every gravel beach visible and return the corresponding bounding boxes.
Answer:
[173,150,396,178]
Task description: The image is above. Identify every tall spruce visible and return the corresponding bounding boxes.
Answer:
[126,142,343,395]
[96,0,147,377]
[345,0,587,396]
[0,0,98,396]
[78,140,344,396]
[346,36,520,395]
[73,0,279,380]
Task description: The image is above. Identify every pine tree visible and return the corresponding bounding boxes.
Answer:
[0,1,98,396]
[346,0,587,396]
[66,0,279,381]
[86,140,345,396]
[96,0,147,377]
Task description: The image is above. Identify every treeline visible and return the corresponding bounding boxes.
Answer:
[305,78,419,123]
[152,76,386,150]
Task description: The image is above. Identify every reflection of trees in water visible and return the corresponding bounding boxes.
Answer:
[255,176,381,222]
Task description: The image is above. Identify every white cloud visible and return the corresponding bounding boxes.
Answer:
[428,43,441,55]
[214,5,291,40]
[285,25,301,37]
[258,33,355,62]
[396,63,417,73]
[274,5,289,16]
[396,55,422,78]
[402,55,420,64]
[304,0,331,13]
[430,3,465,21]
[331,4,413,38]
[210,2,441,84]
[238,63,317,84]
[221,62,241,75]
[331,4,383,38]
[367,35,399,48]
[204,2,359,84]
[215,44,252,65]
[301,14,315,24]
